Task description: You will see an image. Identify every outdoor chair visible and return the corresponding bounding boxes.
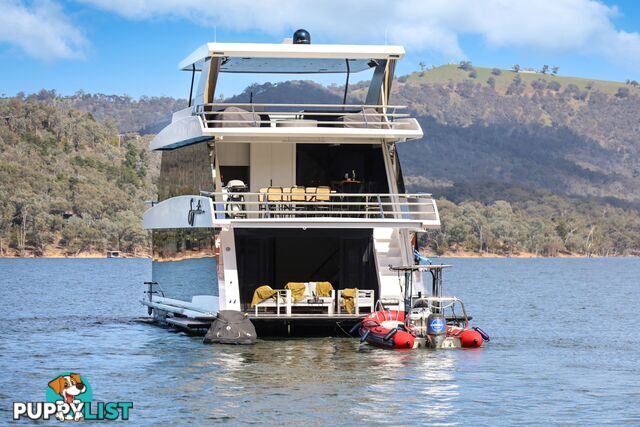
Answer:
[267,187,283,214]
[285,281,335,315]
[338,289,375,315]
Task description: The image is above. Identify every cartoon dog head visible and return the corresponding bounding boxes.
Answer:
[48,373,86,404]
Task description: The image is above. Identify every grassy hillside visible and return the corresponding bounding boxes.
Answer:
[405,64,631,95]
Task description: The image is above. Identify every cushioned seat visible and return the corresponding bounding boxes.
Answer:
[211,106,262,127]
[338,288,374,314]
[339,108,385,129]
[252,285,287,315]
[285,281,335,315]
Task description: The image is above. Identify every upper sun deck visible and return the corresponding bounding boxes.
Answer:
[150,103,423,150]
[178,42,405,71]
[150,36,422,151]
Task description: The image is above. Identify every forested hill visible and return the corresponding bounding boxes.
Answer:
[1,65,640,257]
[12,90,187,135]
[0,97,157,256]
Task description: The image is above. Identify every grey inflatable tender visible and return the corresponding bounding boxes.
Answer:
[203,310,257,345]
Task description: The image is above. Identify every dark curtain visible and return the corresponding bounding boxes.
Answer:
[235,228,378,309]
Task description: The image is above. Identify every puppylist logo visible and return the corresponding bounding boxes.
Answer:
[13,372,133,421]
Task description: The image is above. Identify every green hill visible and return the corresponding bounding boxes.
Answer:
[405,64,631,95]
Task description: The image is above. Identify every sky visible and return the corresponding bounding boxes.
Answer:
[1,0,640,99]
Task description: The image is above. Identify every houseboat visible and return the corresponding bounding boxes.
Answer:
[141,31,441,335]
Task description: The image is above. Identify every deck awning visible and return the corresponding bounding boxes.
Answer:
[179,42,405,71]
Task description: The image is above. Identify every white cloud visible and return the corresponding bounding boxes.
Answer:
[0,0,87,60]
[78,0,640,70]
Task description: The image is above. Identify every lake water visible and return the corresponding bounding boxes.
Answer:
[1,258,639,425]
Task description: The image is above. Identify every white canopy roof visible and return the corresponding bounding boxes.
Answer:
[179,42,405,71]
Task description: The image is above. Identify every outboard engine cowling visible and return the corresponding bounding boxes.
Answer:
[427,313,446,348]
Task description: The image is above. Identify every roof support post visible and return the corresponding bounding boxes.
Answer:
[384,60,397,105]
[204,57,221,104]
[342,59,351,105]
[365,59,388,106]
[188,64,196,107]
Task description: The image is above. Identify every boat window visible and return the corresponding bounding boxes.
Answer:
[209,59,376,105]
[219,57,375,74]
[158,143,215,200]
[151,228,218,301]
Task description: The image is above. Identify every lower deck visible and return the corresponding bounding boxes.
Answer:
[233,228,380,311]
[156,312,364,337]
[145,225,419,337]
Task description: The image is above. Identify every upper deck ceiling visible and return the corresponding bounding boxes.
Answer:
[179,42,405,72]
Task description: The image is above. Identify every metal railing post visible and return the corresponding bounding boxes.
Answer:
[250,104,258,127]
[377,194,384,218]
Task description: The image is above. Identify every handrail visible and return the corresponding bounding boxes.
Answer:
[192,102,417,130]
[196,102,408,109]
[200,191,438,222]
[202,191,433,198]
[202,120,397,126]
[202,111,410,117]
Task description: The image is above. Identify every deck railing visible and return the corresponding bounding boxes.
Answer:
[200,191,438,222]
[193,103,414,129]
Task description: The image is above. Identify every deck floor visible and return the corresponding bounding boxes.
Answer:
[248,313,364,320]
[161,312,364,337]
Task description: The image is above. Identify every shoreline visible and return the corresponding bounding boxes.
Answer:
[1,252,636,260]
[429,250,638,259]
[0,251,150,259]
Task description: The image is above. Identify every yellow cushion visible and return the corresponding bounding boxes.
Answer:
[341,288,357,314]
[251,285,277,307]
[315,281,334,297]
[285,282,307,302]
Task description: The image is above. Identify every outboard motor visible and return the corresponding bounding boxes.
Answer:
[293,29,311,44]
[427,313,447,348]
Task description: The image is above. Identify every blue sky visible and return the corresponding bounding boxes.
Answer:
[1,0,639,99]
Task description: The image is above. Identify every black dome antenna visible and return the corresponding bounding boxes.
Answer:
[293,29,311,44]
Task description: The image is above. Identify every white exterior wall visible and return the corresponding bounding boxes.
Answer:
[217,142,250,166]
[249,142,296,191]
[217,227,240,311]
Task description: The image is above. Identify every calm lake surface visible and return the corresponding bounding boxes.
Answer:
[1,258,639,425]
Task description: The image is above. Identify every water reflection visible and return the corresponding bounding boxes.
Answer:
[351,348,460,424]
[140,337,466,425]
[412,352,460,421]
